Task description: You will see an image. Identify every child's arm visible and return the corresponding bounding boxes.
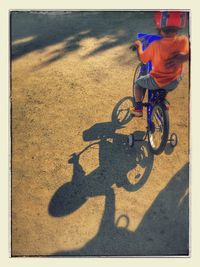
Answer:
[134,40,153,63]
[165,53,189,69]
[165,36,189,69]
[134,40,143,60]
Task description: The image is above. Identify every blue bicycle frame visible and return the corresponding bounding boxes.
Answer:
[136,33,167,130]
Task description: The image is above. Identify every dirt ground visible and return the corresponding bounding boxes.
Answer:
[11,11,189,256]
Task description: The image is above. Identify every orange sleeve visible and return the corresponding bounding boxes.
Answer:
[139,43,155,64]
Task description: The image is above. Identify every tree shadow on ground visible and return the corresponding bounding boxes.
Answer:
[11,11,189,70]
[50,163,189,256]
[11,11,155,64]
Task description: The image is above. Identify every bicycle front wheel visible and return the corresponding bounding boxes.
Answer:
[148,103,169,155]
[132,63,148,105]
[132,63,142,101]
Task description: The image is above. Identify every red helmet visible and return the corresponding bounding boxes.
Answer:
[154,11,187,29]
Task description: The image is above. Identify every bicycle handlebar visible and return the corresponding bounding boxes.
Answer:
[129,44,138,51]
[129,34,162,52]
[129,37,145,51]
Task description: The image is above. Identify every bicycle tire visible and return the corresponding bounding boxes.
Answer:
[148,103,169,155]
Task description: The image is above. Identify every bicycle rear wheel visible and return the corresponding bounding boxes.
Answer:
[148,103,169,155]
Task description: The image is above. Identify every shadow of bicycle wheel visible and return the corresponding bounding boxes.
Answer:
[111,96,134,126]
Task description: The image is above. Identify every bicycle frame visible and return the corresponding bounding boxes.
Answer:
[136,33,166,131]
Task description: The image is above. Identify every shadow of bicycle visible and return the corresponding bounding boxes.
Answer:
[48,117,154,217]
[47,97,188,256]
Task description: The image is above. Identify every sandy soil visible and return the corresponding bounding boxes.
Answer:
[11,11,189,256]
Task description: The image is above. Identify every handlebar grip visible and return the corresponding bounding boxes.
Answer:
[129,44,137,51]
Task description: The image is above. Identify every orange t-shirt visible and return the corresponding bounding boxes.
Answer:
[139,35,189,87]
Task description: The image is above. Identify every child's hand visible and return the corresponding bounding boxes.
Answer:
[134,40,142,48]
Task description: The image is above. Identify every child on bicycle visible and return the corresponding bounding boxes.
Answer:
[131,11,189,117]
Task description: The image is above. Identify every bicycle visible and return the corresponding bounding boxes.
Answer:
[128,33,178,155]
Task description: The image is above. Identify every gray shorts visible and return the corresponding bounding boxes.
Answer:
[135,74,182,91]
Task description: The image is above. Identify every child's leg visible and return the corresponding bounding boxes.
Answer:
[130,83,146,117]
[131,74,158,117]
[134,83,146,103]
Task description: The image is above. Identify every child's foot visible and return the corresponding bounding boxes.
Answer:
[130,107,143,117]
